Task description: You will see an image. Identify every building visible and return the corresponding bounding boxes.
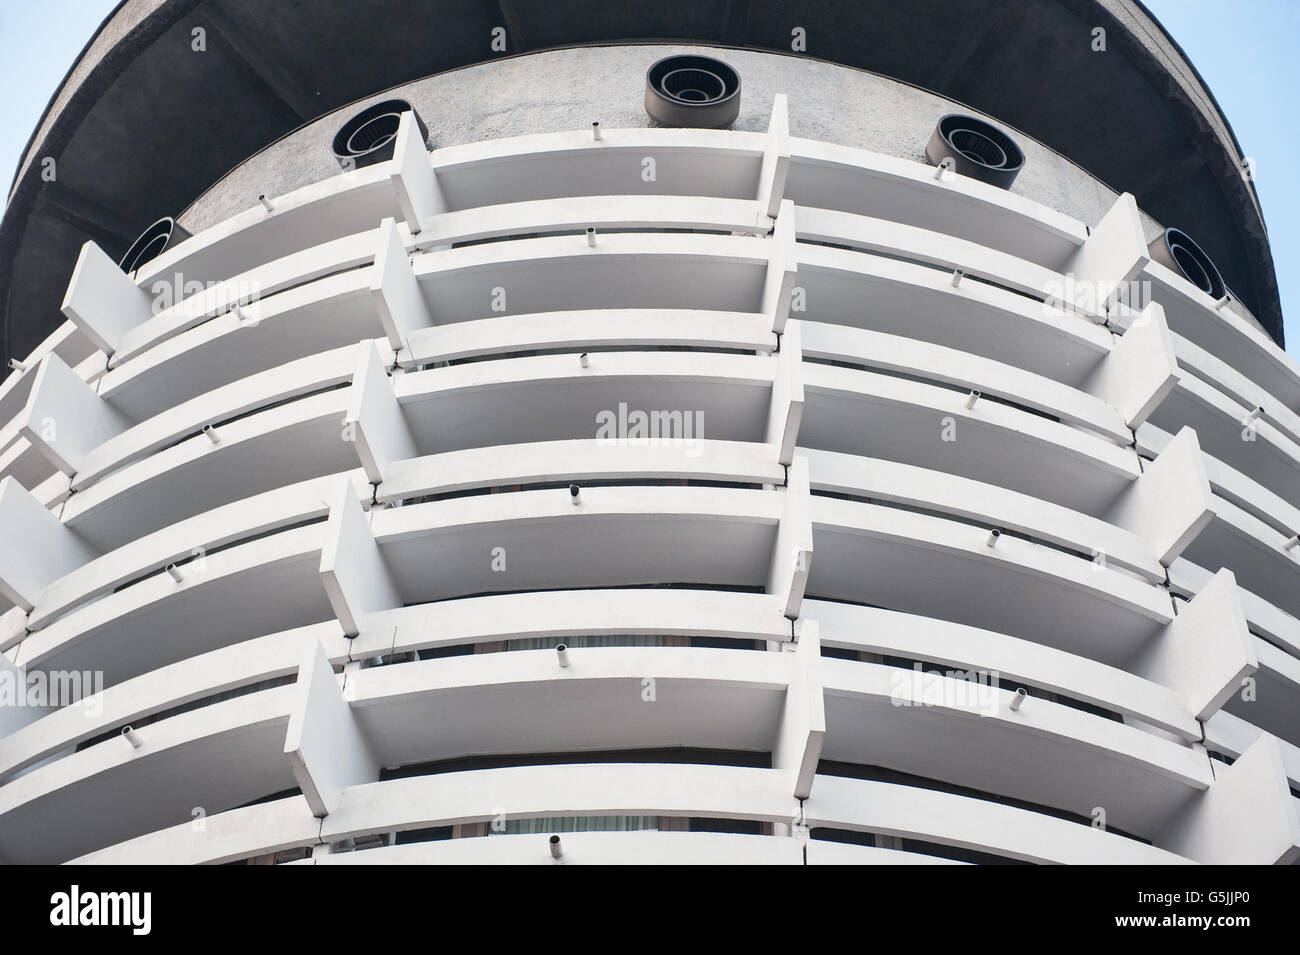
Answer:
[0,0,1297,865]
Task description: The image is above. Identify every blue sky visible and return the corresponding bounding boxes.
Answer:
[0,0,120,190]
[0,0,1294,354]
[1143,0,1299,356]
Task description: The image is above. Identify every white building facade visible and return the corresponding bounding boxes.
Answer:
[0,4,1298,865]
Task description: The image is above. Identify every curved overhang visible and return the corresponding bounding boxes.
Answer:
[0,0,1282,369]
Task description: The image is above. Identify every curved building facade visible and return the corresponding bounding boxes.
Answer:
[0,1,1297,865]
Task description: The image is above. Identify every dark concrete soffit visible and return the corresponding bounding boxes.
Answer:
[0,0,1284,368]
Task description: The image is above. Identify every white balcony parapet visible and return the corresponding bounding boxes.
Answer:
[803,449,1165,582]
[809,600,1200,739]
[804,775,1190,865]
[72,344,359,492]
[817,657,1210,839]
[26,473,365,632]
[3,107,1295,867]
[344,587,792,664]
[808,496,1175,666]
[0,637,376,864]
[396,308,775,368]
[0,628,317,784]
[799,319,1133,443]
[318,763,796,848]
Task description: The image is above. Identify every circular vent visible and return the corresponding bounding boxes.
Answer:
[118,217,190,275]
[645,55,741,128]
[925,114,1026,189]
[1149,228,1226,299]
[332,100,428,170]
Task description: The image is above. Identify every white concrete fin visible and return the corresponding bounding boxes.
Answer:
[1061,192,1149,313]
[0,606,27,655]
[1128,568,1257,721]
[762,200,798,333]
[344,340,418,484]
[284,639,380,817]
[0,651,47,740]
[0,477,98,612]
[60,240,155,356]
[774,617,826,799]
[390,111,446,232]
[370,218,435,350]
[767,456,813,619]
[1156,732,1300,864]
[1105,426,1213,565]
[756,94,791,221]
[767,319,805,466]
[319,475,402,637]
[18,352,132,476]
[1082,300,1177,429]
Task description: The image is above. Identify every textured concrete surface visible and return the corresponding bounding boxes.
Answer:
[180,45,1148,247]
[173,43,1266,337]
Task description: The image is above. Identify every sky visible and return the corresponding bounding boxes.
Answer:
[0,0,1295,355]
[1142,0,1300,356]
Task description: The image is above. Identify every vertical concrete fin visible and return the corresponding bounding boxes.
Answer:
[18,352,131,477]
[284,640,380,817]
[0,477,98,612]
[1082,300,1178,429]
[1128,568,1258,721]
[774,617,826,799]
[390,111,445,232]
[0,651,47,739]
[763,200,798,333]
[767,318,805,466]
[345,340,418,484]
[319,476,402,637]
[1062,192,1149,313]
[1105,426,1213,565]
[370,218,434,351]
[757,94,791,221]
[767,456,813,619]
[1156,733,1300,864]
[60,240,155,356]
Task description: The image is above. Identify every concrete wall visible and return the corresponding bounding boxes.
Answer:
[183,45,1130,236]
[183,44,1277,337]
[3,94,1298,865]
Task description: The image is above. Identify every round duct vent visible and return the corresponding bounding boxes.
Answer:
[925,114,1025,189]
[332,100,428,170]
[1148,228,1226,300]
[645,55,741,128]
[119,217,191,275]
